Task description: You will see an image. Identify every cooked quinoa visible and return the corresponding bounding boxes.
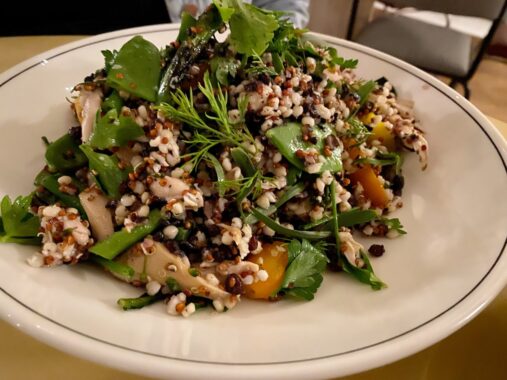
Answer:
[0,1,427,317]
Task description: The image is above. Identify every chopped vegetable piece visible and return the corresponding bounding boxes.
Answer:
[0,195,40,244]
[79,145,130,199]
[342,251,386,290]
[117,293,165,310]
[107,36,161,102]
[245,241,288,299]
[90,210,161,260]
[349,165,389,208]
[45,133,88,171]
[92,256,135,280]
[266,122,342,174]
[89,109,144,149]
[250,208,331,240]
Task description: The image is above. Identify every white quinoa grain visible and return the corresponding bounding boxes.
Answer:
[120,194,136,207]
[302,116,315,127]
[257,269,269,282]
[146,281,161,296]
[57,176,72,185]
[163,225,179,239]
[137,205,150,218]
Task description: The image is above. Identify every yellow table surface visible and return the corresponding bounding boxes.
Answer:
[1,36,506,380]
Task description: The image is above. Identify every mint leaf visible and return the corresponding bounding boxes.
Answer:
[0,195,40,244]
[279,239,329,300]
[89,109,144,149]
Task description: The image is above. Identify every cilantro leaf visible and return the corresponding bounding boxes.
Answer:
[379,217,407,235]
[0,195,41,245]
[214,0,279,56]
[89,109,144,150]
[327,47,358,69]
[342,251,386,290]
[279,239,329,300]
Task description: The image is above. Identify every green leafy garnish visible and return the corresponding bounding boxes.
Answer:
[279,239,329,300]
[106,36,162,102]
[44,133,88,171]
[250,208,331,240]
[346,118,371,144]
[89,109,144,149]
[101,49,118,73]
[91,256,135,280]
[210,56,240,85]
[342,251,386,290]
[0,195,40,244]
[349,80,377,118]
[266,122,342,174]
[213,0,279,56]
[379,217,407,235]
[34,171,86,216]
[356,152,403,174]
[326,47,358,69]
[79,145,130,199]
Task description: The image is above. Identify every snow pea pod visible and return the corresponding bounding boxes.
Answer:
[107,36,162,102]
[79,145,130,199]
[266,122,342,174]
[91,256,135,281]
[89,210,161,260]
[34,170,86,216]
[45,133,88,171]
[117,293,165,310]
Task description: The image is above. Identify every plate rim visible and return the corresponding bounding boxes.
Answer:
[1,23,506,379]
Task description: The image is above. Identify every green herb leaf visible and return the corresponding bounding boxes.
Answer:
[326,47,358,69]
[101,49,118,73]
[215,0,279,56]
[80,145,130,199]
[44,133,88,171]
[279,239,329,300]
[342,251,386,290]
[266,122,342,174]
[339,208,377,227]
[102,91,124,114]
[349,80,377,119]
[379,217,407,235]
[0,195,40,244]
[209,56,240,85]
[250,208,331,240]
[89,109,144,149]
[205,154,226,196]
[107,36,162,102]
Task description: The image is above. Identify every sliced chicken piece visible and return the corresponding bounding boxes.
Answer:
[74,89,102,142]
[117,242,238,308]
[79,188,114,241]
[149,176,190,201]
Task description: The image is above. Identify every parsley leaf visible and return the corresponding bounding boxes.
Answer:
[379,217,407,235]
[0,195,40,245]
[89,109,144,150]
[279,239,329,300]
[327,47,358,69]
[214,0,279,56]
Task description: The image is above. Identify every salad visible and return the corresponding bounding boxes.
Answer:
[0,0,428,317]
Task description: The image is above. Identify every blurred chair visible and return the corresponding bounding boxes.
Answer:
[349,0,507,99]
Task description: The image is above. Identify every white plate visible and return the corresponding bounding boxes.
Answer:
[0,24,506,380]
